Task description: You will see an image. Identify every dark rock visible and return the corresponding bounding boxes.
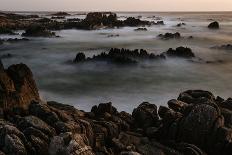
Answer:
[176,23,186,27]
[154,21,164,25]
[165,46,195,58]
[51,12,71,16]
[208,21,219,29]
[158,32,181,40]
[124,17,150,27]
[73,48,165,65]
[0,27,16,35]
[132,102,159,128]
[22,25,56,37]
[134,28,147,31]
[73,52,86,63]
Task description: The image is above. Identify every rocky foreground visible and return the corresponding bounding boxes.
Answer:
[0,60,232,155]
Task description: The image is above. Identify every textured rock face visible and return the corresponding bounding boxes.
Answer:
[0,62,39,110]
[0,63,232,155]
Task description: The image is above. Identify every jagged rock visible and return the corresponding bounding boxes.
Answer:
[158,32,181,40]
[22,25,56,37]
[208,21,219,29]
[73,48,165,65]
[0,63,40,110]
[165,47,195,58]
[49,132,94,155]
[17,116,56,137]
[134,28,147,31]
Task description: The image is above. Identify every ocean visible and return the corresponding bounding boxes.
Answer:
[1,12,232,112]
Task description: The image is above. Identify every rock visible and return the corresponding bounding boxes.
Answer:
[134,28,147,31]
[17,116,56,137]
[0,63,40,110]
[212,44,232,50]
[165,46,195,58]
[158,32,181,40]
[176,23,186,27]
[22,25,56,37]
[29,101,60,126]
[132,102,159,128]
[49,132,94,155]
[73,48,165,65]
[51,12,71,16]
[73,52,86,63]
[154,21,164,25]
[208,21,219,29]
[124,17,150,27]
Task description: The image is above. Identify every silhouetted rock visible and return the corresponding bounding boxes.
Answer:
[165,46,195,58]
[208,21,219,29]
[158,32,181,40]
[154,21,165,25]
[124,17,150,27]
[73,52,86,63]
[73,48,165,65]
[0,27,16,35]
[134,27,148,31]
[51,12,71,16]
[22,25,56,37]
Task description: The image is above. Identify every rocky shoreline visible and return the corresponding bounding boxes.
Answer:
[0,60,232,155]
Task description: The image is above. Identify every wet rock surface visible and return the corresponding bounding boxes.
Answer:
[22,25,56,37]
[0,62,231,154]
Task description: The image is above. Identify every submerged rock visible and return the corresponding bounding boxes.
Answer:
[208,21,219,29]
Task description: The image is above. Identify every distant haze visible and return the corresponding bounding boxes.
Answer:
[0,0,232,11]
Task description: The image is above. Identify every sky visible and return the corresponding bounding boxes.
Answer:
[0,0,232,12]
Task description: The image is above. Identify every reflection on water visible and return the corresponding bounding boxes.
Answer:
[1,12,232,112]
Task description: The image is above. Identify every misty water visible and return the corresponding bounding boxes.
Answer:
[1,12,232,112]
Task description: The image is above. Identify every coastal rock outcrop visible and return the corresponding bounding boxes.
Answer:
[158,32,181,40]
[73,48,165,64]
[164,46,195,58]
[22,25,56,37]
[0,62,40,110]
[0,62,232,155]
[208,21,220,29]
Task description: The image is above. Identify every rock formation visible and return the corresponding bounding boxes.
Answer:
[208,21,220,29]
[73,48,165,64]
[158,32,181,40]
[0,62,232,154]
[22,25,56,37]
[164,46,195,58]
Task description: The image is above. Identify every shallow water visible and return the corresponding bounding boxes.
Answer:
[1,12,232,112]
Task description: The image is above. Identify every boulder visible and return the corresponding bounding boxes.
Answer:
[208,21,219,29]
[132,102,159,128]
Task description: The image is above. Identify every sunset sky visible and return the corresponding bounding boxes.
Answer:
[1,0,232,11]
